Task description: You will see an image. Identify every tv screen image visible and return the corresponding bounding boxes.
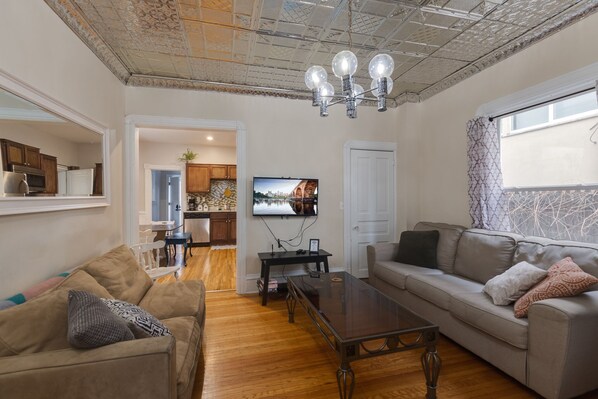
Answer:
[253,177,318,216]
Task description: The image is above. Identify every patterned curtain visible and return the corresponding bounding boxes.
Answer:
[466,117,510,231]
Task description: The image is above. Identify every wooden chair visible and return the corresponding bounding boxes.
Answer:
[130,240,181,280]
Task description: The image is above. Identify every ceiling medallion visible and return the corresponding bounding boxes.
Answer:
[304,0,394,119]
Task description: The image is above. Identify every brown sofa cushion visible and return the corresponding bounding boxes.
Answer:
[0,270,115,356]
[81,245,152,304]
[414,221,466,273]
[454,229,522,284]
[162,316,202,399]
[139,280,206,326]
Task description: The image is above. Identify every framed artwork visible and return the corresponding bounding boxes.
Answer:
[309,238,319,253]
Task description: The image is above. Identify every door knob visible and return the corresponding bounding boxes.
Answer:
[353,226,359,230]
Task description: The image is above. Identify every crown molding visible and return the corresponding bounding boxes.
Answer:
[44,0,130,83]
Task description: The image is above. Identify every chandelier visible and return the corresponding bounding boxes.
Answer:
[304,1,395,118]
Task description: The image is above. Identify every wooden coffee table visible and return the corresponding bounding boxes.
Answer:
[286,272,441,399]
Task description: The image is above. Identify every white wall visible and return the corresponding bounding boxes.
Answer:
[126,88,402,278]
[0,1,124,297]
[405,11,598,227]
[501,115,598,187]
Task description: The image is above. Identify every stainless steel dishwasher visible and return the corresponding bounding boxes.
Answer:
[183,212,210,247]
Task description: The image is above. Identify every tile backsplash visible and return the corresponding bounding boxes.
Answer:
[188,180,237,210]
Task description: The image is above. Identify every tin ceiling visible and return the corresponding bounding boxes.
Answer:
[44,0,598,107]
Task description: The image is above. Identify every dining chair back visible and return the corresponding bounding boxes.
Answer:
[130,240,181,280]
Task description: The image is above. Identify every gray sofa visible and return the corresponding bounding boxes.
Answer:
[367,222,598,399]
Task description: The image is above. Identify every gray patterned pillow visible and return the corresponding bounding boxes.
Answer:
[101,298,171,337]
[67,290,134,349]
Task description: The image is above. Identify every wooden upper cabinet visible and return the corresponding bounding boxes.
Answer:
[40,154,58,194]
[210,164,236,180]
[186,164,211,193]
[0,139,41,169]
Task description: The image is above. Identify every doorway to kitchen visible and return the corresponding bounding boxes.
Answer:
[143,166,183,228]
[126,117,246,293]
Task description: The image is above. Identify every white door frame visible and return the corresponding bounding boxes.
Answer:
[124,115,248,293]
[343,140,397,274]
[144,164,183,223]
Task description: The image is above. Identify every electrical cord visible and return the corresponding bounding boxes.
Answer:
[260,215,318,250]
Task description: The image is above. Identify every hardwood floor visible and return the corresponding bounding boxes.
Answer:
[160,246,236,291]
[194,291,542,399]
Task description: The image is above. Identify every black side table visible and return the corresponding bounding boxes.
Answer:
[257,249,332,306]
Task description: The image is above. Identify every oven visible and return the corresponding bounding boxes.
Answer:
[12,165,46,193]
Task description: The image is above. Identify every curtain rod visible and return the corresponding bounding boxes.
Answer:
[488,87,595,122]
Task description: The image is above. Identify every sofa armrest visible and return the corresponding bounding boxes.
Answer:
[0,336,177,399]
[366,242,399,276]
[527,292,598,399]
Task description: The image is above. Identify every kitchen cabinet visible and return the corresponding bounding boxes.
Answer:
[93,163,103,196]
[1,139,41,170]
[186,164,211,193]
[210,212,236,245]
[40,154,57,194]
[210,164,236,180]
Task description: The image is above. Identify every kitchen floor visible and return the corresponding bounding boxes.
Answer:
[160,246,236,291]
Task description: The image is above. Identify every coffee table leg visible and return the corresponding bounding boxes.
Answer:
[286,291,296,323]
[421,331,441,399]
[336,361,354,399]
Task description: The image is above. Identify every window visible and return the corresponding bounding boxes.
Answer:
[499,90,598,189]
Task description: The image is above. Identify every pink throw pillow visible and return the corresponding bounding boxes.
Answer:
[513,257,598,318]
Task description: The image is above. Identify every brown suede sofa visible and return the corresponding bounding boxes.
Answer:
[367,222,598,399]
[0,245,206,399]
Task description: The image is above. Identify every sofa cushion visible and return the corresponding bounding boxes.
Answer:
[81,245,152,304]
[139,280,206,326]
[450,292,529,349]
[514,258,598,318]
[405,274,483,310]
[514,236,598,278]
[67,290,134,349]
[414,221,466,273]
[454,229,522,284]
[483,261,548,305]
[0,269,116,356]
[373,261,444,290]
[162,316,202,399]
[395,230,440,268]
[101,298,172,337]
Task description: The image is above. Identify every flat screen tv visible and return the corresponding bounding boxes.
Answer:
[253,177,318,216]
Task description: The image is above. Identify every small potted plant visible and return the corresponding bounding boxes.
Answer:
[178,148,197,163]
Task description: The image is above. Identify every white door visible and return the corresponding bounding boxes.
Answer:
[349,149,395,278]
[169,175,182,228]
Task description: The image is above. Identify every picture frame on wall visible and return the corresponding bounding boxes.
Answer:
[309,239,319,253]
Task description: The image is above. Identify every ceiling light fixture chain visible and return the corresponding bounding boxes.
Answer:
[303,0,394,119]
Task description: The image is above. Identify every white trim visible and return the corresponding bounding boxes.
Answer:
[476,61,598,117]
[124,115,248,294]
[0,69,110,216]
[0,107,63,122]
[343,140,397,277]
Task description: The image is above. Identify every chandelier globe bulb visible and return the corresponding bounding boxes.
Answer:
[368,54,394,80]
[304,66,328,90]
[332,50,358,78]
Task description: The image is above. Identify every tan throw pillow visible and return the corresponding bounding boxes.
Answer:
[483,261,548,305]
[81,245,152,304]
[514,257,598,318]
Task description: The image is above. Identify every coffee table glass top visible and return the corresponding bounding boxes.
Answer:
[287,272,435,341]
